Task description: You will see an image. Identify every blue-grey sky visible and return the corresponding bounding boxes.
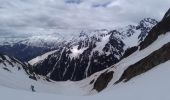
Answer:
[0,0,170,35]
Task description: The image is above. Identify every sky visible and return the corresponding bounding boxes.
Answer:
[0,0,170,35]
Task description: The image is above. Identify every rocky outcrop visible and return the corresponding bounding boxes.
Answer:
[140,9,170,50]
[120,46,138,60]
[116,42,170,83]
[93,71,114,92]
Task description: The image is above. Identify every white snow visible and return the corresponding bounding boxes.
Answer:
[28,50,58,65]
[69,46,88,59]
[93,34,111,54]
[101,60,170,100]
[118,32,170,70]
[0,61,170,100]
[122,29,141,48]
[0,60,87,96]
[115,25,142,48]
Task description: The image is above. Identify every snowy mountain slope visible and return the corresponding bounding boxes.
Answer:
[28,50,58,65]
[0,54,36,78]
[81,32,170,93]
[33,18,157,81]
[0,61,170,100]
[85,42,170,94]
[0,54,88,95]
[85,10,170,92]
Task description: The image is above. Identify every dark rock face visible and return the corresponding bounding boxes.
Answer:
[93,71,114,92]
[120,46,138,60]
[116,42,170,83]
[140,9,170,50]
[0,53,6,60]
[34,32,124,81]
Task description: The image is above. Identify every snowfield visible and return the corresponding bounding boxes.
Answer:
[0,61,170,100]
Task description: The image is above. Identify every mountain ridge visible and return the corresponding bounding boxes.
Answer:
[32,18,158,81]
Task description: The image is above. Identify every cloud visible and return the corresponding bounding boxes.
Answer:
[0,0,170,35]
[65,0,83,4]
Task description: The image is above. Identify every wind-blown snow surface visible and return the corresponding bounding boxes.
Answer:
[0,61,170,100]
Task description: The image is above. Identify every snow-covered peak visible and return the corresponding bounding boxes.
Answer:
[78,29,109,42]
[139,18,158,28]
[79,29,109,37]
[108,18,158,49]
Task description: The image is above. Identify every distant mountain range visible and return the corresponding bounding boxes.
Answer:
[0,33,67,62]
